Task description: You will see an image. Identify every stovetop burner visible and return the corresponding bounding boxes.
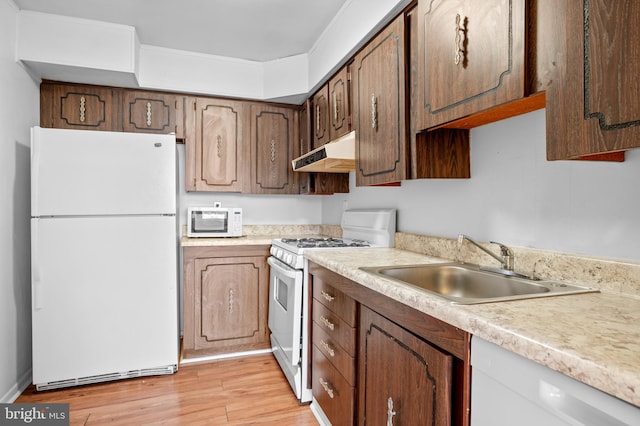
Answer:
[280,237,370,248]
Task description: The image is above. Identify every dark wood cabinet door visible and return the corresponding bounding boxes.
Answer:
[359,306,453,426]
[329,66,350,141]
[352,15,408,186]
[122,91,184,139]
[546,0,640,159]
[417,0,526,129]
[186,98,246,192]
[249,104,299,194]
[41,83,119,131]
[312,86,330,149]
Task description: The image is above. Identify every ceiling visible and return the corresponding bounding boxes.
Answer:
[13,0,349,62]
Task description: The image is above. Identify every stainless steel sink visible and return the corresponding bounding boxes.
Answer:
[359,263,598,304]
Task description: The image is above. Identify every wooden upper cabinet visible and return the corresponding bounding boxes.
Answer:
[312,86,330,149]
[328,66,350,141]
[122,91,185,139]
[41,82,120,131]
[546,0,640,160]
[352,14,409,186]
[249,104,299,194]
[185,97,247,192]
[417,0,526,130]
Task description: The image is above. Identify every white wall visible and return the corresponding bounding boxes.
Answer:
[322,109,640,263]
[0,0,39,402]
[175,145,324,229]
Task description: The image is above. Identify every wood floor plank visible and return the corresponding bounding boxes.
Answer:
[16,354,318,425]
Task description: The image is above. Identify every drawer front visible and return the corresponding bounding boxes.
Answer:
[313,277,357,326]
[313,322,356,385]
[312,344,355,425]
[313,302,357,356]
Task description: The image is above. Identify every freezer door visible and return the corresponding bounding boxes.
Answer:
[31,127,176,216]
[31,215,178,385]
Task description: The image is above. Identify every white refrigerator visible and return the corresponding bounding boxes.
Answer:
[30,126,179,390]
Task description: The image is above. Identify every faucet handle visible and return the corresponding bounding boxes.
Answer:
[490,241,514,270]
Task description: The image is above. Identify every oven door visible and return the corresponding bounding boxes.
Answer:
[267,256,303,370]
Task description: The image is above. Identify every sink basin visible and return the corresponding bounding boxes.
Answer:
[359,263,598,304]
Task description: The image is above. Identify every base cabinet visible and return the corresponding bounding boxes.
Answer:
[309,262,470,426]
[182,245,270,358]
[359,306,453,426]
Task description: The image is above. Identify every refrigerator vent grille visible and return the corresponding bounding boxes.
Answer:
[35,365,178,391]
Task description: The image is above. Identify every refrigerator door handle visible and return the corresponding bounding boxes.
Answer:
[31,219,43,310]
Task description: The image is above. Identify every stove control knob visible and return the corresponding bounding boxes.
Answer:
[276,248,284,258]
[285,254,293,264]
[270,246,276,256]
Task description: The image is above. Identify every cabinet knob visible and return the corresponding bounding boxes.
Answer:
[146,102,152,126]
[319,315,335,331]
[387,397,397,426]
[319,339,335,357]
[320,290,335,302]
[454,13,467,66]
[319,378,335,399]
[371,93,378,130]
[79,96,86,123]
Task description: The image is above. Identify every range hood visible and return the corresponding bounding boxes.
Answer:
[292,131,355,173]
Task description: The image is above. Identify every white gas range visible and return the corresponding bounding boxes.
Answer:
[267,209,396,403]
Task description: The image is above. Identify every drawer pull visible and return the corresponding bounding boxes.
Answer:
[319,339,335,357]
[387,397,397,426]
[319,378,334,399]
[320,290,335,302]
[320,315,335,331]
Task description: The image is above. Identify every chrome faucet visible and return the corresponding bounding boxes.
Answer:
[457,234,514,271]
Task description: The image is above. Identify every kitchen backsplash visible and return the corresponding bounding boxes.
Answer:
[395,232,640,298]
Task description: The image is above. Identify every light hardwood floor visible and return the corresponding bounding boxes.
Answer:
[16,354,319,425]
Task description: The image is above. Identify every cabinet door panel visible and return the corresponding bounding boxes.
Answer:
[312,86,330,149]
[418,0,526,129]
[122,91,180,136]
[359,306,453,426]
[329,66,350,140]
[43,83,119,131]
[353,15,408,186]
[192,255,269,354]
[546,0,640,158]
[249,104,299,194]
[190,98,246,192]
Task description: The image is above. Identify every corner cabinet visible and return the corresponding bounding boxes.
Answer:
[182,245,270,358]
[309,262,471,426]
[248,104,300,194]
[185,97,247,192]
[416,0,527,130]
[352,14,409,186]
[545,0,640,160]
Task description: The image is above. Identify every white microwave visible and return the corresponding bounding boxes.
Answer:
[187,207,243,237]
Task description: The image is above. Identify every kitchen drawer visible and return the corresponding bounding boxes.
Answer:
[313,277,357,326]
[313,321,356,385]
[312,344,355,425]
[313,302,356,357]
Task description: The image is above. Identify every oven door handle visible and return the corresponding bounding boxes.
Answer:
[267,256,300,279]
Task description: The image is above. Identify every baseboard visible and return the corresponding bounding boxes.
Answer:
[179,348,272,365]
[1,368,32,403]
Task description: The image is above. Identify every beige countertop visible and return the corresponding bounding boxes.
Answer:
[181,228,640,407]
[304,247,640,408]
